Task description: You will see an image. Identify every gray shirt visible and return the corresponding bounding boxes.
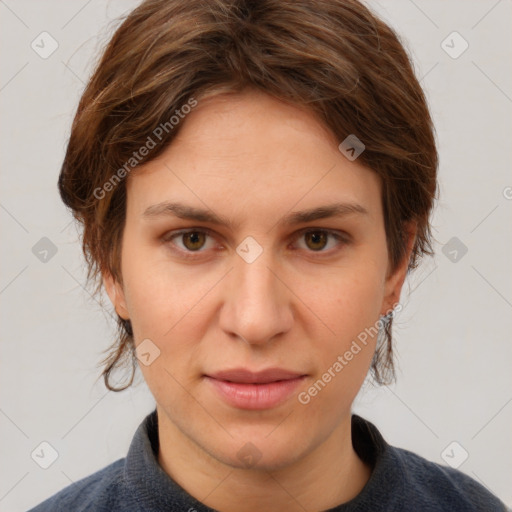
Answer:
[28,409,508,511]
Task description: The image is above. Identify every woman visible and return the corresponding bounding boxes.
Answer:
[29,0,507,510]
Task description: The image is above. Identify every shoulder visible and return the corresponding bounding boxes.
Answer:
[27,458,126,512]
[351,415,508,511]
[391,445,508,511]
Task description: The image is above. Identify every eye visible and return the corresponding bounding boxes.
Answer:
[163,229,216,255]
[292,229,349,253]
[162,227,349,259]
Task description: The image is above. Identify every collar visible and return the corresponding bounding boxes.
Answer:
[123,409,403,511]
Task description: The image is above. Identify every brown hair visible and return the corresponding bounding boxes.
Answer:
[59,0,438,391]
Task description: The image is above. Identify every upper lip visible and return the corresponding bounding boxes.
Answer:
[206,368,306,384]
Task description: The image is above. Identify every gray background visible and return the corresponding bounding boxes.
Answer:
[1,0,511,510]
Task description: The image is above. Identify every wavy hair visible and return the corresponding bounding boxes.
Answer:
[58,0,438,391]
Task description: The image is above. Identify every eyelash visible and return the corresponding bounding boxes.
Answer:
[161,227,350,260]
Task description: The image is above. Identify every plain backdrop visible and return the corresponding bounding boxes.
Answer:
[1,1,511,510]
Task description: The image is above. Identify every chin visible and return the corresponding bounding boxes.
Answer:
[208,433,311,472]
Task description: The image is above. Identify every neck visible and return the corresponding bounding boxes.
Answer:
[157,410,372,512]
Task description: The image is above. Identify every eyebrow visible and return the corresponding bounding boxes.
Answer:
[142,201,368,228]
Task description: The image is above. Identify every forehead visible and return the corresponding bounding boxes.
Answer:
[181,88,338,140]
[125,89,382,224]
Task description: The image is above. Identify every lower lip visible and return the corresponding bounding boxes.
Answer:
[205,376,306,410]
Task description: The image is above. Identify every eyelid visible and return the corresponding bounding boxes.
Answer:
[162,226,350,258]
[161,227,219,254]
[291,227,351,244]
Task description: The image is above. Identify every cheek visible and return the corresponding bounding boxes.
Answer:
[295,274,382,418]
[120,239,209,338]
[122,253,212,397]
[305,262,385,342]
[298,262,384,393]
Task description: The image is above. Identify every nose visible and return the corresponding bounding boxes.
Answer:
[218,246,294,346]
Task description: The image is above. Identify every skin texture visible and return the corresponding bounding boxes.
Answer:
[104,88,415,512]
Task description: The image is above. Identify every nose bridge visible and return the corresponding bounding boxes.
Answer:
[236,252,276,304]
[221,240,292,344]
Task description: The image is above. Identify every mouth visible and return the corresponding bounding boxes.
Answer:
[205,367,307,384]
[204,367,308,410]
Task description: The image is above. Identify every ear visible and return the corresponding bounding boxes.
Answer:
[380,221,417,317]
[102,270,130,320]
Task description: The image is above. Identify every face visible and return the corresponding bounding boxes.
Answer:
[105,88,412,471]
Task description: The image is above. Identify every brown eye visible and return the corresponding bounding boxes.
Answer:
[163,229,215,257]
[293,229,349,255]
[304,231,328,251]
[181,231,207,251]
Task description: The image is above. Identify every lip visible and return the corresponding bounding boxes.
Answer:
[204,368,307,410]
[207,367,305,384]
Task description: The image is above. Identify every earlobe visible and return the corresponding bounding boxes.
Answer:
[102,271,130,320]
[381,221,417,316]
